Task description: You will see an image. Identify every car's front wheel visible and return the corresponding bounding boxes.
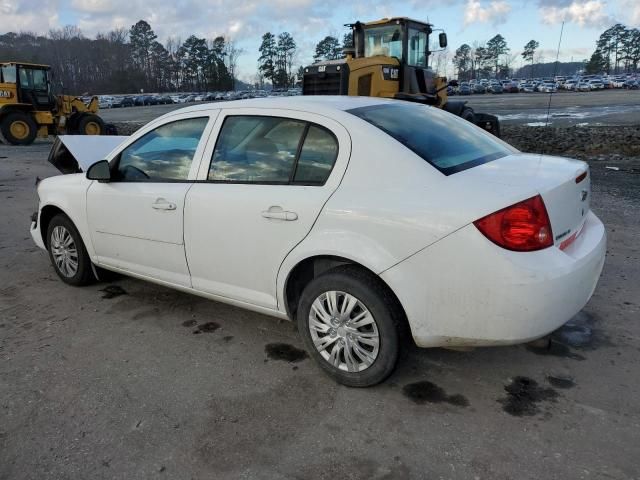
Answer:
[297,266,400,387]
[46,214,95,286]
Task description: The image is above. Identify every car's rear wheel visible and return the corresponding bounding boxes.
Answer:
[46,214,94,286]
[297,266,400,387]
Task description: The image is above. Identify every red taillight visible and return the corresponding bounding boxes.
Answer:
[473,195,553,252]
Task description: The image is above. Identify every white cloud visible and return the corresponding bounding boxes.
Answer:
[0,0,61,32]
[539,0,613,27]
[617,0,640,26]
[464,0,512,26]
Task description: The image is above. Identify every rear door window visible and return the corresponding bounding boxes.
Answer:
[348,103,516,175]
[208,116,338,185]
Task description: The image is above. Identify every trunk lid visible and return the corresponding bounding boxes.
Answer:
[470,153,590,248]
[48,135,128,174]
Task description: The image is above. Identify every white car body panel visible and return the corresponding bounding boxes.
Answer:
[31,96,607,348]
[85,111,218,287]
[185,107,352,309]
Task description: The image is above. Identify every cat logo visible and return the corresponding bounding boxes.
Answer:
[0,90,13,98]
[318,65,326,73]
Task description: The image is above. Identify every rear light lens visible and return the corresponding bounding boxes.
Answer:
[473,195,553,251]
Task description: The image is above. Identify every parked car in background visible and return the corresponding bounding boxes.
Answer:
[520,83,535,93]
[34,96,606,387]
[576,82,592,92]
[98,96,114,109]
[473,84,486,94]
[458,83,472,95]
[504,81,519,93]
[121,96,135,107]
[588,80,604,90]
[488,83,503,94]
[623,80,639,89]
[539,82,557,93]
[109,97,124,108]
[133,95,147,106]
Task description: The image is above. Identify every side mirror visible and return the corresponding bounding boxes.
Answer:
[439,32,448,49]
[86,160,111,182]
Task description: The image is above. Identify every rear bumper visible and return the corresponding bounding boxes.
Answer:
[381,210,606,347]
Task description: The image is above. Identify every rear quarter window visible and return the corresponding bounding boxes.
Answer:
[348,103,516,175]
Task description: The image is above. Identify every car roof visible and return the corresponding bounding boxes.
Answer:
[164,96,393,118]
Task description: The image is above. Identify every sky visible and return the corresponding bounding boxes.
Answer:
[1,0,638,81]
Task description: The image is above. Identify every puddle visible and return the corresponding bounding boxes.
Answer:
[265,343,308,363]
[547,375,575,389]
[193,322,220,334]
[100,285,127,299]
[553,313,593,347]
[498,376,558,416]
[182,319,197,327]
[526,340,586,360]
[526,311,599,360]
[402,381,469,407]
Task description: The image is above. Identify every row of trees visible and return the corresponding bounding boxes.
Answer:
[452,34,511,80]
[257,32,297,89]
[0,20,239,94]
[585,24,640,74]
[453,24,640,81]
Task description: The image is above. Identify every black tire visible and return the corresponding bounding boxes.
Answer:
[1,111,37,145]
[297,266,401,387]
[46,214,95,286]
[76,114,105,136]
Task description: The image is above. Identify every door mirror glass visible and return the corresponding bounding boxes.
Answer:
[439,32,448,49]
[86,160,111,181]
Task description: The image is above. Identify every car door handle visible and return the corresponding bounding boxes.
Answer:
[152,198,177,211]
[261,206,298,221]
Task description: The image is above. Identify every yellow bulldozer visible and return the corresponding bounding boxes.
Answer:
[302,17,500,136]
[0,61,107,145]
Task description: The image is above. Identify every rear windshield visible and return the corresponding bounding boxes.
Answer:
[348,103,516,175]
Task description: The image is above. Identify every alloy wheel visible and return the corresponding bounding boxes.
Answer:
[50,225,78,278]
[308,291,380,372]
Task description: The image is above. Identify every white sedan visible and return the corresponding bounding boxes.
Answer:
[32,96,606,387]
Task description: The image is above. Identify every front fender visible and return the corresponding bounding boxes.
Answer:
[36,174,95,258]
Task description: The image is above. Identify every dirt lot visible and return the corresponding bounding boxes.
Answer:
[1,108,639,478]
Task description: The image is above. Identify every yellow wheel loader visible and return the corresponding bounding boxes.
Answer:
[303,18,500,136]
[0,62,109,145]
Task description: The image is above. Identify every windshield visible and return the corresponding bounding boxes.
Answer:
[348,103,516,175]
[364,25,403,58]
[1,65,16,83]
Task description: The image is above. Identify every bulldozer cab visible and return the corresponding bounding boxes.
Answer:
[303,18,449,104]
[353,18,447,100]
[0,62,57,111]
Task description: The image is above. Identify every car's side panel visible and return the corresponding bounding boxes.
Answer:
[185,108,352,310]
[85,111,219,287]
[276,122,536,314]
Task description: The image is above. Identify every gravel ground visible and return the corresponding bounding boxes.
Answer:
[0,117,639,479]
